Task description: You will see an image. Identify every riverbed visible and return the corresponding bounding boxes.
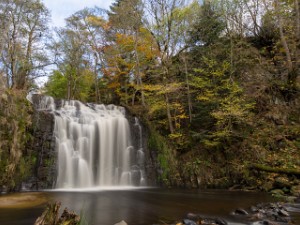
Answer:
[0,188,299,225]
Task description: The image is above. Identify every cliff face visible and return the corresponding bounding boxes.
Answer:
[30,110,56,189]
[24,94,57,190]
[126,111,158,187]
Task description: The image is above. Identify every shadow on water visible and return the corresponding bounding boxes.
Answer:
[0,188,299,225]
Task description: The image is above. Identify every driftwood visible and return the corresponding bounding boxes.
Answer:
[34,202,80,225]
[249,164,300,177]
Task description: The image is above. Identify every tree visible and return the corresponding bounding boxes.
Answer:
[0,0,50,89]
[189,0,225,46]
[109,0,146,105]
[48,10,102,101]
[273,0,299,89]
[65,7,109,103]
[144,0,190,134]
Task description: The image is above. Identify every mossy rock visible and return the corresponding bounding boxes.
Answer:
[261,181,273,192]
[273,176,292,189]
[291,185,300,197]
[270,189,285,198]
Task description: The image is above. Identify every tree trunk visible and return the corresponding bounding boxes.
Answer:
[165,92,175,134]
[163,62,175,134]
[295,0,300,39]
[181,55,192,123]
[67,79,71,101]
[94,54,100,103]
[294,0,300,84]
[10,22,17,88]
[132,29,145,106]
[275,0,293,72]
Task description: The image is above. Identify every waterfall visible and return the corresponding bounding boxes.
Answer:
[32,95,146,189]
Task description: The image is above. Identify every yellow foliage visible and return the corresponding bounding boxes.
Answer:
[86,15,110,30]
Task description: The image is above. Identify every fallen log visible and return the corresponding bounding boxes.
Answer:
[34,202,80,225]
[249,164,300,177]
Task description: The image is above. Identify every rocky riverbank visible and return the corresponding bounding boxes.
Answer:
[31,197,300,225]
[151,201,300,225]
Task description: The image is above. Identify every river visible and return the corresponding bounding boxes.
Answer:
[1,188,299,225]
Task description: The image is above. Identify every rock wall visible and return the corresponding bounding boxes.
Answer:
[24,95,56,190]
[126,113,158,186]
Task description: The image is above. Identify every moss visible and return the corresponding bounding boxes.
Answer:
[148,126,176,184]
[0,89,34,191]
[44,158,54,167]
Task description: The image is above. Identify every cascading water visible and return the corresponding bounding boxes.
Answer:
[134,118,147,186]
[29,94,146,189]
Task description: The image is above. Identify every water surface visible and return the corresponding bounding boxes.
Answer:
[0,188,288,225]
[0,188,299,225]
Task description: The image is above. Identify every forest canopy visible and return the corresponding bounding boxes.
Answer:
[0,0,299,189]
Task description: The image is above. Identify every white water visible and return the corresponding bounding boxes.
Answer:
[31,95,146,189]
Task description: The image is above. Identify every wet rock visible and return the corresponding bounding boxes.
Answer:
[182,219,197,225]
[251,220,279,225]
[251,206,259,212]
[24,105,56,190]
[215,218,228,225]
[278,209,289,217]
[250,212,265,220]
[233,208,248,215]
[114,220,128,225]
[186,213,200,221]
[199,218,217,224]
[0,185,7,194]
[245,202,294,224]
[198,218,228,225]
[155,201,295,225]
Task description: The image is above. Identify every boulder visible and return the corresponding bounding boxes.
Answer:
[250,220,279,225]
[114,220,128,225]
[290,185,300,197]
[278,209,289,217]
[270,189,285,197]
[273,177,291,189]
[233,208,248,215]
[182,219,197,225]
[186,213,200,221]
[215,218,228,225]
[199,218,228,225]
[261,181,273,192]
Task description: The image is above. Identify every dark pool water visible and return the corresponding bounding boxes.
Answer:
[0,188,299,225]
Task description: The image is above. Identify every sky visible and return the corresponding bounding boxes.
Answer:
[43,0,115,27]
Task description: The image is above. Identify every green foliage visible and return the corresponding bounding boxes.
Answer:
[45,70,68,99]
[45,69,95,102]
[190,55,255,148]
[189,0,225,45]
[0,89,34,191]
[148,126,176,184]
